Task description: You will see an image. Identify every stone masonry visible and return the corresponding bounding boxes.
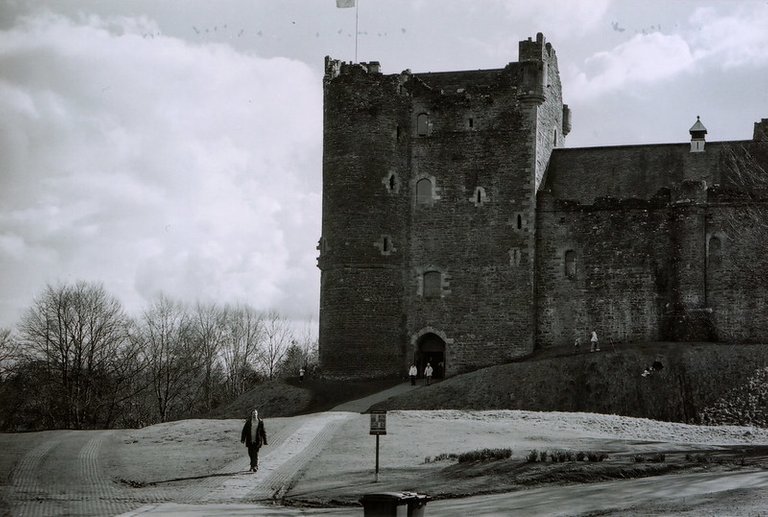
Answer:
[318,33,768,379]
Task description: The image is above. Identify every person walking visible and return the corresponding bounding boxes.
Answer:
[424,362,433,386]
[240,409,268,472]
[299,367,305,382]
[408,363,418,386]
[590,330,600,352]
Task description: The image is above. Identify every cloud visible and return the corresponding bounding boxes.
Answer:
[498,0,613,38]
[565,3,768,103]
[688,4,768,68]
[566,32,695,102]
[0,12,322,326]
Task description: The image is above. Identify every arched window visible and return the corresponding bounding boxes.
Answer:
[416,113,429,136]
[416,178,433,204]
[423,271,441,298]
[565,250,577,279]
[708,236,722,268]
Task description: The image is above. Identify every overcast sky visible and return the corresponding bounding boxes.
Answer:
[1,0,767,329]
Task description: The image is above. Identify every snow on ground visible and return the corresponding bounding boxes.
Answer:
[400,409,767,445]
[4,404,768,516]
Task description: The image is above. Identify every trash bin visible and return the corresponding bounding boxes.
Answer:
[405,492,431,517]
[360,492,431,517]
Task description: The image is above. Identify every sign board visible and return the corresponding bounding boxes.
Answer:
[369,410,387,435]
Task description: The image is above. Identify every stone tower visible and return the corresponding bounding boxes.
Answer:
[318,33,568,379]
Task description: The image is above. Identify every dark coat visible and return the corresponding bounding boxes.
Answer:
[241,418,267,448]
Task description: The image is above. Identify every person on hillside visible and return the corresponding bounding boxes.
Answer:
[574,336,582,351]
[408,363,418,386]
[424,362,433,386]
[590,330,600,352]
[240,409,268,472]
[299,367,305,382]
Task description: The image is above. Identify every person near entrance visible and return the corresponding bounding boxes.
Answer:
[408,363,418,386]
[424,362,433,385]
[590,330,600,352]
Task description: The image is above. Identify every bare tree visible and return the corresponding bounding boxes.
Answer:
[260,310,293,380]
[134,295,200,423]
[0,328,17,378]
[190,302,225,412]
[220,304,263,397]
[17,281,134,429]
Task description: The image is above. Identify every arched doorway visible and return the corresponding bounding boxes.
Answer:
[416,333,446,379]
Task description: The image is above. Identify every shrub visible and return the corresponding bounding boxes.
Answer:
[539,450,548,463]
[526,450,539,463]
[576,451,586,461]
[457,448,512,463]
[634,452,665,463]
[685,453,711,464]
[587,452,608,462]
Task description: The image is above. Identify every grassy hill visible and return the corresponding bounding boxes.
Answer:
[211,342,768,426]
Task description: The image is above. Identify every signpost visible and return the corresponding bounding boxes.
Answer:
[369,410,387,482]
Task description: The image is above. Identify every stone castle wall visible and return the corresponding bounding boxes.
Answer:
[319,34,768,379]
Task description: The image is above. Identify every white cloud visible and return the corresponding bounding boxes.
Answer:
[0,12,322,326]
[499,0,613,38]
[564,3,768,103]
[688,4,768,68]
[566,32,695,102]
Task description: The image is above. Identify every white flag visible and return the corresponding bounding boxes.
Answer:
[336,0,355,7]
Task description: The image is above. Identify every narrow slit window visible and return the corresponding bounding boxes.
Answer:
[517,214,522,229]
[383,236,390,252]
[389,174,396,191]
[476,190,482,203]
[396,125,401,140]
[708,236,722,268]
[468,117,474,128]
[565,250,577,279]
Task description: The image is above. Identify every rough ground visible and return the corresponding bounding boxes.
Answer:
[2,383,768,516]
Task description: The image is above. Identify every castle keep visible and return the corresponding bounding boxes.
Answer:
[318,33,768,379]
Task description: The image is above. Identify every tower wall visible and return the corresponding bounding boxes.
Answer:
[405,73,538,375]
[319,61,409,378]
[319,34,566,378]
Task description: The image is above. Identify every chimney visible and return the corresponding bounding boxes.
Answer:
[689,116,707,153]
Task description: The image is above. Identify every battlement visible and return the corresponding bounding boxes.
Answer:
[755,118,768,141]
[519,32,554,62]
[324,56,385,82]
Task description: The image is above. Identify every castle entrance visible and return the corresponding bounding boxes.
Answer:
[416,333,446,379]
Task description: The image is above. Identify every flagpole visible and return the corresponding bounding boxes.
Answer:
[355,0,359,62]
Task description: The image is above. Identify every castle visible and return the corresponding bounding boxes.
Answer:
[318,33,768,379]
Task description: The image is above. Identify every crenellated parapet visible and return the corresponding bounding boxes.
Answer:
[324,56,384,83]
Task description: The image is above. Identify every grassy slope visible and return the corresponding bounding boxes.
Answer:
[210,342,768,424]
[370,342,768,424]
